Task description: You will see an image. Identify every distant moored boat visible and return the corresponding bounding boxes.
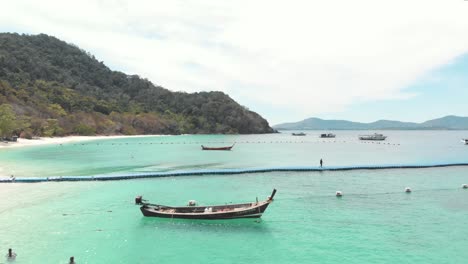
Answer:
[292,132,306,136]
[359,133,387,141]
[201,144,235,150]
[320,133,336,138]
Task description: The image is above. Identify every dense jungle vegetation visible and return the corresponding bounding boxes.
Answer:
[0,33,273,138]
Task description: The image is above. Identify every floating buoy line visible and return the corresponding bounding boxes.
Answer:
[66,140,401,146]
[1,163,468,183]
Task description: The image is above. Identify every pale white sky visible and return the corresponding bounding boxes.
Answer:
[2,0,468,125]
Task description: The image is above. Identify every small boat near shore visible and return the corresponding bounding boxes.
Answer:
[462,139,468,145]
[320,133,336,138]
[135,189,277,220]
[201,144,235,150]
[292,132,306,136]
[359,133,387,141]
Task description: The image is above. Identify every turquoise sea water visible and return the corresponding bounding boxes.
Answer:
[1,131,468,263]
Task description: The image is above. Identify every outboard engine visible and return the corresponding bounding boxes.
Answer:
[135,196,143,205]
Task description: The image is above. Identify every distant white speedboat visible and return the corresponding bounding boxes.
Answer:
[359,133,387,141]
[462,139,468,145]
[320,133,336,138]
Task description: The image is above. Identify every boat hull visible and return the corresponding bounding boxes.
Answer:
[140,202,271,220]
[201,146,233,150]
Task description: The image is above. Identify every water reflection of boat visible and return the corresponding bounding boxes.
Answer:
[135,189,277,220]
[201,144,235,150]
[292,132,306,136]
[359,133,387,141]
[320,133,336,138]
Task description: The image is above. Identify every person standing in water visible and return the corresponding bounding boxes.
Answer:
[6,248,16,260]
[320,159,323,168]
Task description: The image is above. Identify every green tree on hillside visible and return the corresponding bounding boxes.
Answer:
[0,104,24,137]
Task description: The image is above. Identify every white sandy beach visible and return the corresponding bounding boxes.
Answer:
[0,135,156,149]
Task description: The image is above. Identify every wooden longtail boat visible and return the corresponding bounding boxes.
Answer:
[201,144,235,150]
[135,189,276,220]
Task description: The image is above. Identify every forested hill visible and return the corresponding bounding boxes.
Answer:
[0,33,273,137]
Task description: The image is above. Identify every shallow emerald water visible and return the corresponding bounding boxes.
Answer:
[1,131,468,177]
[1,131,468,263]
